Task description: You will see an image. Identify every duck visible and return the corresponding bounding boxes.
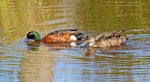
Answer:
[26,28,88,43]
[81,30,129,48]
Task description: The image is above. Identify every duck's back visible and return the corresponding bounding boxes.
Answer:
[92,30,128,47]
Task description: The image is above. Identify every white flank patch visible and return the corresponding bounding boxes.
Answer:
[70,35,77,41]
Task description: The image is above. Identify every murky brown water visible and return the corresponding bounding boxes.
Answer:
[0,0,150,82]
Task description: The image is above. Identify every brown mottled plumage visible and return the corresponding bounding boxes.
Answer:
[83,30,128,48]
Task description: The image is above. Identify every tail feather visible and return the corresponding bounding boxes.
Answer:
[111,29,125,37]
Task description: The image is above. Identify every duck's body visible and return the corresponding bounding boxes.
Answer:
[82,30,128,48]
[27,28,88,43]
[40,33,73,43]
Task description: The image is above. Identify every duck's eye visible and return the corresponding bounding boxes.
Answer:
[27,32,35,39]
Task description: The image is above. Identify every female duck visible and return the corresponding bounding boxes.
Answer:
[81,30,129,48]
[27,28,88,43]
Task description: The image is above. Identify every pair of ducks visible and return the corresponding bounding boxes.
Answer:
[27,28,129,48]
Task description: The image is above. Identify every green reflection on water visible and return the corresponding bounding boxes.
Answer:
[0,0,150,43]
[75,0,150,32]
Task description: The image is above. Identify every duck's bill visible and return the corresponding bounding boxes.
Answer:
[24,38,28,42]
[80,42,89,48]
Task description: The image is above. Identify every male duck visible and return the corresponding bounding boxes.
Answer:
[27,28,88,43]
[81,30,129,48]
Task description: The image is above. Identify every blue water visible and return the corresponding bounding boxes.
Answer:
[0,32,149,82]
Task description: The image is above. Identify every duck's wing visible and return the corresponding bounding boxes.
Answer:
[49,28,78,34]
[49,28,89,41]
[94,30,125,41]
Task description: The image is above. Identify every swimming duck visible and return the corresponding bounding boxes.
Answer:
[27,28,88,43]
[81,30,129,48]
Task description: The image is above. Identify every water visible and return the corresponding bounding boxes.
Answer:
[0,0,150,82]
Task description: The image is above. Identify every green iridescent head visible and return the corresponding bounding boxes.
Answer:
[27,31,41,41]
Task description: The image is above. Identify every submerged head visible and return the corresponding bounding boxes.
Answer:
[27,31,41,41]
[80,37,95,47]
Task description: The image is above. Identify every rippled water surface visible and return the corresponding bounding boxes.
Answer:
[0,0,150,82]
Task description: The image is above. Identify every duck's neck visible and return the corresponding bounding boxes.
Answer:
[33,32,41,41]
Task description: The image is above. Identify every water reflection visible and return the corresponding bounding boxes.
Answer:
[19,46,55,82]
[50,33,150,82]
[52,49,135,82]
[27,41,79,51]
